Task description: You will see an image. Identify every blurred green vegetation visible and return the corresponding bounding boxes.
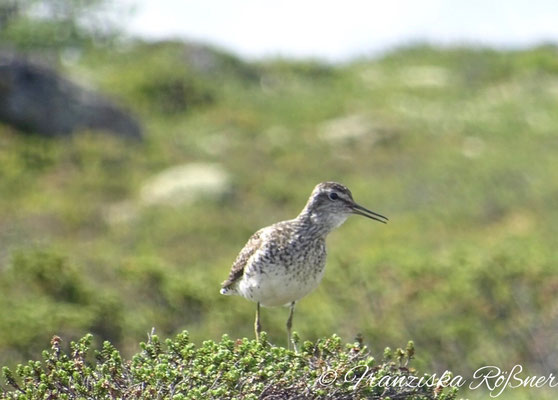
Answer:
[1,37,558,399]
[0,0,122,53]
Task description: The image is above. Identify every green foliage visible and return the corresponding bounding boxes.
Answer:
[0,332,457,399]
[10,249,84,302]
[0,0,121,52]
[78,41,259,115]
[0,248,124,363]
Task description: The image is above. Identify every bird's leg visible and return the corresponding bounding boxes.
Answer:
[286,301,297,352]
[254,302,261,342]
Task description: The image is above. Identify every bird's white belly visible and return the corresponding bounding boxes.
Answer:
[238,263,325,307]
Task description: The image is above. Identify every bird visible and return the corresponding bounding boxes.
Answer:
[220,181,388,349]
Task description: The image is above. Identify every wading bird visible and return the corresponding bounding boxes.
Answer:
[220,182,387,349]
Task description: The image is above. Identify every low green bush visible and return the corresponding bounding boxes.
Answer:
[1,332,457,399]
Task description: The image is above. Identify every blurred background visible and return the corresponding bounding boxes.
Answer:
[1,1,558,398]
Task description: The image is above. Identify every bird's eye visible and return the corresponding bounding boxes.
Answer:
[328,192,339,200]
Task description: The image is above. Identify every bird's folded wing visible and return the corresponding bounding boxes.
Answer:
[221,229,264,290]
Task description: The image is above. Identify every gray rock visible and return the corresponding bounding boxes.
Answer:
[0,58,142,139]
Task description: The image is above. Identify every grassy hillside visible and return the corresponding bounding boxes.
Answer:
[1,42,558,399]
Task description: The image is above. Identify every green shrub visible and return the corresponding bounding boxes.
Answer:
[0,332,458,399]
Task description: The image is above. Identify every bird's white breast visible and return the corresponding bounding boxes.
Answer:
[236,229,327,307]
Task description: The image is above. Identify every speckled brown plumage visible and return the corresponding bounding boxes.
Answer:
[221,230,263,291]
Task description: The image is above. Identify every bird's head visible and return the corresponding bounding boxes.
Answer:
[301,182,388,231]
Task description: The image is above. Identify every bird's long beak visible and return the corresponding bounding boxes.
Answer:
[350,203,388,224]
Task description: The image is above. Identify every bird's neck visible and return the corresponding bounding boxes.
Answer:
[296,207,348,237]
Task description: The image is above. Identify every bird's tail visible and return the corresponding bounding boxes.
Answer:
[220,286,235,295]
